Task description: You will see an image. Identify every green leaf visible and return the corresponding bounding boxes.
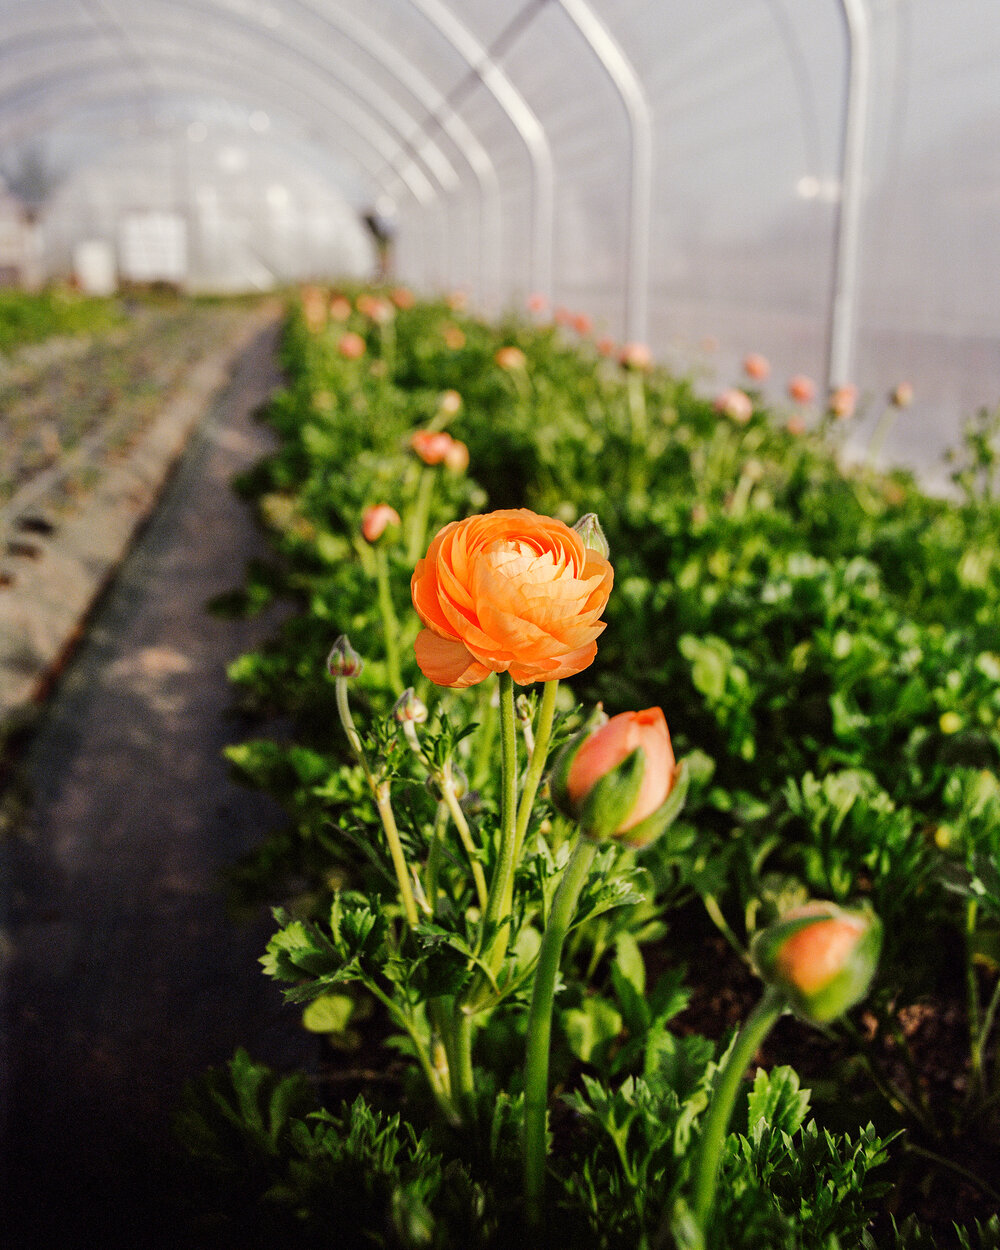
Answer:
[745,1065,811,1137]
[563,996,623,1063]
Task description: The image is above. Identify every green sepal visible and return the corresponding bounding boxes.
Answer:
[615,758,690,849]
[578,747,646,840]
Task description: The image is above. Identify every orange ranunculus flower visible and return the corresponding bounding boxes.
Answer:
[411,509,614,688]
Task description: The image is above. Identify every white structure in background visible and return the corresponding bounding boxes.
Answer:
[117,211,187,286]
[40,127,375,293]
[72,240,118,296]
[0,180,43,288]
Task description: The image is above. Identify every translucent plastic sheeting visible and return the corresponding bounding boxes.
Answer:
[0,0,997,478]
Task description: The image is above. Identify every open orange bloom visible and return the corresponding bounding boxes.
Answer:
[411,509,614,687]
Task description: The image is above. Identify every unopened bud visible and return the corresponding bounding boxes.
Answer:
[327,634,363,679]
[750,901,882,1024]
[572,513,610,559]
[393,687,428,725]
[515,694,534,726]
[550,707,687,848]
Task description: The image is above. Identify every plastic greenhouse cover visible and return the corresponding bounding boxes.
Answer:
[0,0,996,481]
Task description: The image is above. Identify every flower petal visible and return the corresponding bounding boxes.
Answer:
[414,629,492,688]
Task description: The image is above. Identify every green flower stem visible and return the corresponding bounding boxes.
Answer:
[440,767,490,913]
[373,546,403,693]
[967,899,984,1096]
[702,893,754,968]
[691,987,785,1231]
[426,801,449,918]
[335,676,418,930]
[511,679,559,869]
[374,780,420,931]
[406,466,436,565]
[523,835,597,1226]
[460,673,517,1013]
[977,974,1000,1095]
[368,980,458,1126]
[627,370,648,444]
[452,1010,477,1124]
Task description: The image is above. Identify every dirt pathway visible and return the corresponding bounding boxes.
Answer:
[0,314,317,1248]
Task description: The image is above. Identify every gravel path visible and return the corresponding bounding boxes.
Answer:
[0,313,317,1248]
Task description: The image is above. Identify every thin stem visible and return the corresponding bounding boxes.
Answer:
[967,899,983,1095]
[840,1016,935,1134]
[903,1142,1000,1205]
[375,780,419,931]
[336,676,418,930]
[374,546,403,692]
[335,676,370,779]
[406,466,436,565]
[425,800,449,918]
[702,893,754,969]
[512,679,559,868]
[440,767,489,912]
[367,980,458,1126]
[461,673,518,1013]
[523,837,597,1227]
[690,988,785,1231]
[977,972,1000,1093]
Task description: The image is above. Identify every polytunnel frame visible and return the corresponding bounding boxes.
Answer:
[0,0,872,370]
[0,9,462,285]
[0,51,443,285]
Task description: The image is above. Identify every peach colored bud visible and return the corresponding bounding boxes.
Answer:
[447,290,467,311]
[619,342,652,371]
[301,285,327,332]
[743,352,770,382]
[410,429,455,466]
[439,389,463,416]
[563,708,676,836]
[787,374,816,404]
[751,901,882,1024]
[596,336,617,358]
[361,503,401,543]
[442,324,466,350]
[443,438,469,473]
[328,296,352,321]
[495,345,527,371]
[327,634,363,679]
[390,286,415,310]
[572,312,593,336]
[787,414,807,437]
[891,381,914,408]
[554,305,572,327]
[526,292,548,314]
[714,387,753,424]
[828,384,858,420]
[338,332,366,360]
[355,293,377,317]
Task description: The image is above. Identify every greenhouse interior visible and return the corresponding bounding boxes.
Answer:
[0,1,998,1247]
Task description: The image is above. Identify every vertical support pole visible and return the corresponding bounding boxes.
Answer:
[827,0,871,392]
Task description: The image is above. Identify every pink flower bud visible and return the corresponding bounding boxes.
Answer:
[439,389,463,416]
[442,324,466,350]
[596,336,617,358]
[338,332,366,360]
[714,387,753,424]
[526,292,548,315]
[743,352,770,382]
[327,634,363,679]
[751,901,882,1024]
[329,296,352,321]
[411,429,455,466]
[361,503,401,543]
[393,687,428,725]
[443,438,469,474]
[572,312,593,336]
[891,381,914,408]
[619,342,652,372]
[390,286,415,310]
[495,345,527,371]
[551,708,684,847]
[787,374,816,404]
[787,413,807,437]
[828,384,858,420]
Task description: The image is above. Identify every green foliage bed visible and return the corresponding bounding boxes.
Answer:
[183,286,1000,1248]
